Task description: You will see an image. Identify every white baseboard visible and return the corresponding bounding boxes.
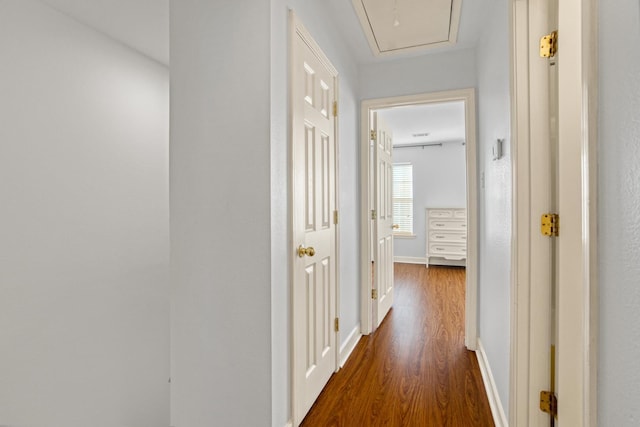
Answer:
[476,339,508,427]
[283,422,293,427]
[393,256,427,265]
[339,324,362,367]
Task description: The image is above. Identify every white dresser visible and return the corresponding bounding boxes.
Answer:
[425,208,467,267]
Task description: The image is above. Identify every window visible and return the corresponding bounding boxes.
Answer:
[392,163,413,235]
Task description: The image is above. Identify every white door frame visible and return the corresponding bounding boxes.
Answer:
[509,0,598,424]
[289,11,341,426]
[359,88,478,350]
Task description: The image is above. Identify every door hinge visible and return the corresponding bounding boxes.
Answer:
[372,289,378,300]
[541,213,559,236]
[334,317,340,332]
[540,391,558,417]
[540,30,558,58]
[371,209,377,220]
[370,130,377,141]
[333,210,339,225]
[333,101,338,117]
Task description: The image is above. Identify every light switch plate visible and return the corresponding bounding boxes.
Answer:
[492,138,504,160]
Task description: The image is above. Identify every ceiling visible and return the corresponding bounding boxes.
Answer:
[351,0,461,57]
[38,1,478,139]
[41,0,169,65]
[39,0,489,67]
[327,0,488,64]
[377,101,466,146]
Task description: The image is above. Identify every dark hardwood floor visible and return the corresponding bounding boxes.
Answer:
[300,264,494,427]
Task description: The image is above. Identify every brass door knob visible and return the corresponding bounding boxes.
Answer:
[392,224,400,229]
[297,245,316,258]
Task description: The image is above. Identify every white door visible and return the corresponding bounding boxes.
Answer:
[372,112,394,328]
[291,14,339,427]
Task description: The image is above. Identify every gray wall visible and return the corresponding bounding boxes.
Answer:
[359,48,477,100]
[598,0,640,424]
[392,143,467,259]
[170,1,273,426]
[475,0,512,416]
[271,2,361,425]
[0,1,170,426]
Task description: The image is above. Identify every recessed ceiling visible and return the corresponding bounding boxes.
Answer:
[351,0,461,57]
[377,101,465,145]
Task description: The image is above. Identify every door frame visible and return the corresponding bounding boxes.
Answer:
[359,88,478,350]
[509,0,598,424]
[289,11,341,426]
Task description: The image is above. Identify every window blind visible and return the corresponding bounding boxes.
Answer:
[392,163,413,235]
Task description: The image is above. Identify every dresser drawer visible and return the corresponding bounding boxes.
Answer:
[429,219,467,231]
[453,209,466,219]
[428,209,454,218]
[428,242,466,259]
[429,231,467,243]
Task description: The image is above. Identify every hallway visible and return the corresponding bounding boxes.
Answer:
[301,264,494,426]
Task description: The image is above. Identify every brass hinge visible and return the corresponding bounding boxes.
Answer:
[541,213,559,236]
[333,101,338,117]
[370,130,377,141]
[371,210,377,220]
[372,289,378,300]
[540,30,558,58]
[540,391,558,417]
[540,344,557,418]
[333,210,339,225]
[334,317,340,332]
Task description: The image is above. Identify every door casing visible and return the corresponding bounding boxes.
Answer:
[509,0,598,424]
[359,88,478,350]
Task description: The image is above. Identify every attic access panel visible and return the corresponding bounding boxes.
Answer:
[352,0,461,56]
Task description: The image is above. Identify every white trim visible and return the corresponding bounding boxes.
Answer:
[339,325,362,367]
[283,422,293,427]
[393,256,427,265]
[360,89,478,352]
[509,0,598,425]
[476,339,509,427]
[350,0,461,57]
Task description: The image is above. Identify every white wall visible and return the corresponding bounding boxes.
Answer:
[475,0,511,416]
[359,48,477,101]
[271,2,361,425]
[392,143,467,259]
[598,0,640,424]
[170,1,272,426]
[0,2,170,426]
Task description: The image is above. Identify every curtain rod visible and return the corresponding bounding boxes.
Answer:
[393,141,465,149]
[393,142,442,149]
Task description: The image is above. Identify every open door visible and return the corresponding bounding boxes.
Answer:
[511,0,597,424]
[372,112,394,328]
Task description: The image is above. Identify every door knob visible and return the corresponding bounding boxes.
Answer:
[297,245,316,258]
[392,224,400,229]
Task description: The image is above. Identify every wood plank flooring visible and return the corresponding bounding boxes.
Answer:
[300,264,494,427]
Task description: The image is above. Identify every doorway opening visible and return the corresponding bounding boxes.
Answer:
[359,88,478,349]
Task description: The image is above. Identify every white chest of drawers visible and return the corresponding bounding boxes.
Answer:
[426,208,467,267]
